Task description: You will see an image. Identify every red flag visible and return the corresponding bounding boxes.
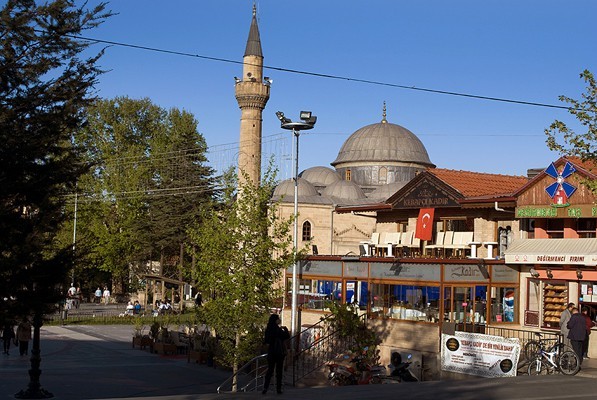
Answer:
[415,208,435,241]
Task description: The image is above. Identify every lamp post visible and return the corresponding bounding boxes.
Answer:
[276,111,317,337]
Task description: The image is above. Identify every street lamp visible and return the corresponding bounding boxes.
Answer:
[276,110,317,338]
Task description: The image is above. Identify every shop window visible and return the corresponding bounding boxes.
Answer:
[577,219,596,238]
[287,278,340,310]
[444,285,488,325]
[302,221,312,241]
[546,219,564,238]
[491,287,517,323]
[524,279,540,326]
[370,283,440,322]
[441,217,469,232]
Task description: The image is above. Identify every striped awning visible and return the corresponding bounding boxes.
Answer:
[504,238,597,266]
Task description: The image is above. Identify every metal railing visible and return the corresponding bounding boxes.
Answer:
[217,353,269,393]
[291,312,366,386]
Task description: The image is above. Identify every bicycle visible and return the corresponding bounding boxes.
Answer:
[526,332,580,376]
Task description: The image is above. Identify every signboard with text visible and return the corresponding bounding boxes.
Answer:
[441,331,520,378]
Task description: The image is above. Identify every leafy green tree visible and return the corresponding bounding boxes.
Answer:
[68,97,215,293]
[546,70,597,191]
[0,0,110,396]
[188,167,294,385]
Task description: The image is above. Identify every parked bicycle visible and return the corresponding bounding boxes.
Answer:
[526,332,580,376]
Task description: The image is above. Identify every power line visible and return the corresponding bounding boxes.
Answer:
[60,31,573,111]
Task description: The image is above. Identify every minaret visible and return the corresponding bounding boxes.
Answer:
[235,4,270,187]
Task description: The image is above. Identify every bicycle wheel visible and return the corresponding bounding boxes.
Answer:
[527,359,548,376]
[524,340,541,361]
[558,351,580,375]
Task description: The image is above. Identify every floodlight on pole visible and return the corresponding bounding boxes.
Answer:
[276,110,316,338]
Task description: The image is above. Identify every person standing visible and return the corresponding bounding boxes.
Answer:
[567,307,587,366]
[95,287,102,304]
[560,302,575,349]
[582,308,593,359]
[103,286,111,305]
[262,314,290,395]
[16,318,32,356]
[2,322,15,355]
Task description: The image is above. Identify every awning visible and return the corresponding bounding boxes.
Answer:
[504,238,597,266]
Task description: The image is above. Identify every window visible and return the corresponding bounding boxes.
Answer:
[577,219,596,238]
[379,167,387,184]
[546,219,564,238]
[285,278,338,311]
[345,169,351,181]
[440,217,470,232]
[369,284,440,322]
[491,287,517,323]
[302,221,312,241]
[444,285,487,324]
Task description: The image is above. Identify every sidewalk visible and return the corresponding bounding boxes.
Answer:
[2,324,597,400]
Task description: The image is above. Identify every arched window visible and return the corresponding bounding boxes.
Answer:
[345,169,351,181]
[302,221,312,241]
[379,167,387,184]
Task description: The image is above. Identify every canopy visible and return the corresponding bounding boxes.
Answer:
[504,238,597,266]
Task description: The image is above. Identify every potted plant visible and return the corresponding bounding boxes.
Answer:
[132,319,152,350]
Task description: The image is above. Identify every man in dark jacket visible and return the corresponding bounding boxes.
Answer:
[567,307,587,366]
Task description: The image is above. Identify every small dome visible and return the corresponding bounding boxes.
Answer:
[331,121,433,167]
[273,177,319,198]
[300,166,341,187]
[368,182,407,201]
[322,180,367,204]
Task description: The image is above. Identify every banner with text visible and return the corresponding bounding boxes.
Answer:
[441,331,520,378]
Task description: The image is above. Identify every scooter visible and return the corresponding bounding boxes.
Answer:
[327,351,387,386]
[381,352,419,383]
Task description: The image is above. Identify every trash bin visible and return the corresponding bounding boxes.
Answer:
[61,309,68,321]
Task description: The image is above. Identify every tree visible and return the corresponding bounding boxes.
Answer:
[0,1,111,397]
[187,166,294,388]
[546,69,597,191]
[67,97,215,294]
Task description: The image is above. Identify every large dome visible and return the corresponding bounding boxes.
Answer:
[331,120,433,167]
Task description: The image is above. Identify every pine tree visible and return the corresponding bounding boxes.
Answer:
[0,1,111,397]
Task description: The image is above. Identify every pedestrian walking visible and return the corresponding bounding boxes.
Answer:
[560,302,575,349]
[103,286,111,305]
[262,314,290,394]
[582,307,593,359]
[2,322,15,355]
[567,307,587,366]
[16,318,32,356]
[95,287,102,304]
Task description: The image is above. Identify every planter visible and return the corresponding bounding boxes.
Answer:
[153,342,177,355]
[188,350,209,364]
[132,336,153,350]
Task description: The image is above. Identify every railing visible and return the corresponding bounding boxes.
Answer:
[216,354,269,393]
[291,312,366,386]
[483,325,562,360]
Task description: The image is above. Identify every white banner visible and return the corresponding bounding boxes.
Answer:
[441,331,520,378]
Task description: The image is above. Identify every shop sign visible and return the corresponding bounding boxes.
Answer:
[491,265,519,283]
[287,260,342,276]
[441,331,520,378]
[544,161,577,207]
[506,254,589,265]
[343,262,368,278]
[369,263,440,281]
[397,180,460,209]
[444,264,490,282]
[516,205,597,218]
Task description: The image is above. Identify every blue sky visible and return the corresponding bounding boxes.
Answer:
[82,0,596,179]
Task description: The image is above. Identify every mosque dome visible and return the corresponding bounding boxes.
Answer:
[299,166,341,190]
[368,181,407,202]
[330,104,434,188]
[271,177,331,204]
[321,180,367,205]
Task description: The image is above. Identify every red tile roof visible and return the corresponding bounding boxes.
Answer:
[427,168,529,197]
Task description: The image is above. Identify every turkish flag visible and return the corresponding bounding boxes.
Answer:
[415,208,435,241]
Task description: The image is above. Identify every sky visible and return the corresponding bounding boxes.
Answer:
[80,0,596,179]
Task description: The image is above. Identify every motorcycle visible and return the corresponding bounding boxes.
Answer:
[381,351,419,383]
[327,350,387,386]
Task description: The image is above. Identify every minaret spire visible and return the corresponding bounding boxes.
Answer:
[236,5,270,188]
